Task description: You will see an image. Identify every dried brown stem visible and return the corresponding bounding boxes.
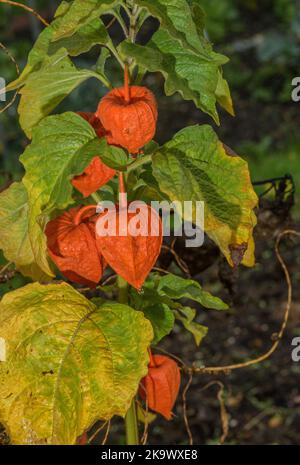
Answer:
[182,371,193,445]
[185,229,299,375]
[0,41,19,113]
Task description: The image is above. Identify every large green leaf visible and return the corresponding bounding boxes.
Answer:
[119,35,228,123]
[6,2,112,137]
[0,183,46,281]
[135,0,212,54]
[53,0,118,40]
[17,48,102,138]
[20,112,124,277]
[157,273,228,310]
[151,125,258,266]
[7,3,112,92]
[0,283,153,444]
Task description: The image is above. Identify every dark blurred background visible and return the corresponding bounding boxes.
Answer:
[0,0,300,445]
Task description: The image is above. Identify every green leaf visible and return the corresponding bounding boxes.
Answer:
[0,183,47,281]
[130,287,175,344]
[143,304,175,345]
[96,47,112,75]
[157,273,228,310]
[53,0,118,40]
[7,5,111,92]
[175,308,208,346]
[17,48,101,138]
[135,0,209,53]
[20,112,123,277]
[119,35,227,123]
[151,125,258,267]
[0,283,153,445]
[216,70,235,116]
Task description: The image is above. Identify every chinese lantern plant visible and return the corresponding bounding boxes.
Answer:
[0,0,258,445]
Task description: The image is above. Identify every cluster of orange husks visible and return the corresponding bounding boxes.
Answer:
[46,66,180,420]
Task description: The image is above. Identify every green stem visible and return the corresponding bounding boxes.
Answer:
[125,400,139,445]
[127,153,152,173]
[91,192,102,204]
[117,276,139,445]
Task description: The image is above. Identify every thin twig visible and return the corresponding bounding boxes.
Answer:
[87,422,108,444]
[0,41,19,112]
[182,371,193,445]
[153,346,186,367]
[101,420,111,445]
[199,381,229,444]
[185,229,299,375]
[0,262,12,276]
[153,266,170,275]
[162,239,191,277]
[0,0,49,26]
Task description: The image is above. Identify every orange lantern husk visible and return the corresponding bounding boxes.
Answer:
[139,354,181,420]
[46,206,105,287]
[71,112,116,197]
[96,66,158,154]
[95,202,163,290]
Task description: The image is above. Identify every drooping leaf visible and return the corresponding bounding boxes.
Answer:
[142,304,175,344]
[216,70,235,116]
[157,273,228,310]
[119,36,228,124]
[0,282,153,445]
[53,0,119,40]
[0,183,47,281]
[174,307,208,346]
[130,287,175,343]
[17,48,100,138]
[135,0,213,54]
[7,5,112,92]
[20,112,126,277]
[151,125,258,266]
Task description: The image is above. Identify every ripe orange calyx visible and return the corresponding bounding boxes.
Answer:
[46,206,105,288]
[139,353,181,420]
[96,65,158,154]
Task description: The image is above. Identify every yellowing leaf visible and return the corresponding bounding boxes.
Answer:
[152,125,258,267]
[53,0,118,40]
[20,112,124,277]
[17,48,97,138]
[0,283,153,445]
[0,183,47,281]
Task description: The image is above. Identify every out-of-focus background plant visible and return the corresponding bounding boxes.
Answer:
[0,0,299,445]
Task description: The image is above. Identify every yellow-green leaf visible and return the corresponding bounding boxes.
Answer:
[53,0,118,40]
[20,112,124,277]
[17,48,98,138]
[0,183,47,281]
[152,125,258,266]
[0,283,153,445]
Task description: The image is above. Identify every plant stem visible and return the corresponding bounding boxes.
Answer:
[127,153,152,173]
[125,400,139,445]
[117,275,139,445]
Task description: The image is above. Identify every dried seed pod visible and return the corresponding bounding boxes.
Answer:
[72,112,116,197]
[96,67,158,153]
[46,206,105,287]
[96,203,162,289]
[139,354,181,420]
